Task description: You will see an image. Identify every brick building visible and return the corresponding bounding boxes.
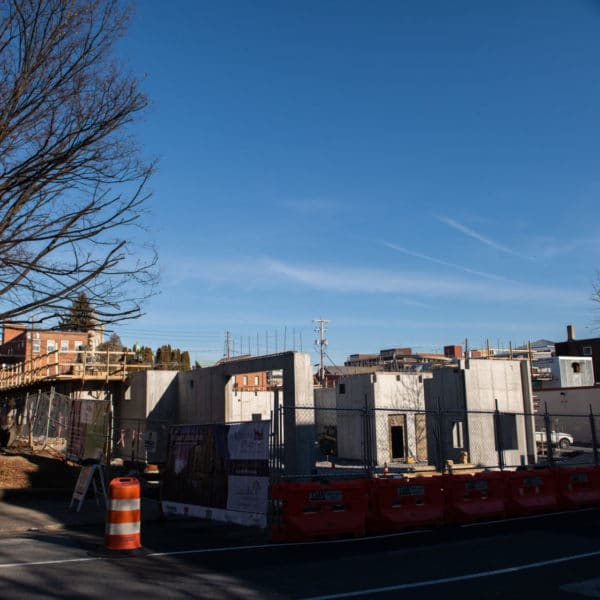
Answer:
[0,323,104,367]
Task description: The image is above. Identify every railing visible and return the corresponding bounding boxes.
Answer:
[0,350,152,389]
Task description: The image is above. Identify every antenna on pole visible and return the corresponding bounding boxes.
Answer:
[225,331,231,360]
[313,319,330,388]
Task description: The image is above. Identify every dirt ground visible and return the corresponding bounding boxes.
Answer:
[0,445,80,489]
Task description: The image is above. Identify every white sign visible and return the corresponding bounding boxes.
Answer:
[227,421,270,460]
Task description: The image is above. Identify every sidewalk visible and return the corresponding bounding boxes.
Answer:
[0,489,272,549]
[0,489,158,534]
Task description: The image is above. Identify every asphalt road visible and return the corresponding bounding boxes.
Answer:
[0,508,599,599]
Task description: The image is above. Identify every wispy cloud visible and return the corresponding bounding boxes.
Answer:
[435,215,528,258]
[531,235,600,260]
[382,242,513,282]
[264,258,583,305]
[161,255,586,307]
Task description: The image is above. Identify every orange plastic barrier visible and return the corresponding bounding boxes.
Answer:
[554,466,600,510]
[105,477,141,550]
[505,469,558,517]
[443,472,506,525]
[271,479,369,542]
[366,476,445,533]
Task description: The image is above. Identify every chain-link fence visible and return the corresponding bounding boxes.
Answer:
[111,417,172,465]
[5,389,110,462]
[272,404,600,480]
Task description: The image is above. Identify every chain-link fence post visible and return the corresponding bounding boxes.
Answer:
[26,392,33,450]
[105,391,113,468]
[494,399,505,471]
[43,387,55,450]
[543,402,556,467]
[590,404,599,467]
[362,396,374,475]
[435,399,447,473]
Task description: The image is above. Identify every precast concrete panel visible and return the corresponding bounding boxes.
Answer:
[336,374,372,461]
[463,360,530,468]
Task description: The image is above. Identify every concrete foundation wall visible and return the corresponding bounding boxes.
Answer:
[122,370,178,421]
[123,352,314,475]
[334,372,428,464]
[228,389,275,422]
[314,387,337,433]
[464,359,531,468]
[425,360,535,468]
[372,373,428,464]
[335,374,370,461]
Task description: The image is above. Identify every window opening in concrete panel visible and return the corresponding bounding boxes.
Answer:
[339,383,346,394]
[452,421,464,448]
[495,413,518,450]
[572,362,581,373]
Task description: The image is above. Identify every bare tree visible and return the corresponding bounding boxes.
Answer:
[0,0,157,327]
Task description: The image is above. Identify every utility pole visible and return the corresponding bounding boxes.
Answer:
[224,331,231,360]
[313,319,329,387]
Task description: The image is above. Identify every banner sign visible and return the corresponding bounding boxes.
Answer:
[161,421,270,527]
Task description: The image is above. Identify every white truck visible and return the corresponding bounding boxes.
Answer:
[535,430,574,449]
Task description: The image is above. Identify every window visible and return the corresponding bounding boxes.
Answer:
[46,339,56,353]
[495,413,518,450]
[452,421,464,448]
[32,340,40,353]
[74,341,83,351]
[583,346,592,356]
[572,362,581,374]
[339,383,346,394]
[254,375,259,385]
[252,413,261,422]
[60,340,69,352]
[243,375,248,385]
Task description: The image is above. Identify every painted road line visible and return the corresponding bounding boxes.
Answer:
[0,529,430,569]
[460,506,599,528]
[301,550,600,600]
[0,557,98,570]
[147,529,431,557]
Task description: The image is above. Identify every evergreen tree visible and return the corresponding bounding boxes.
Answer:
[97,333,123,352]
[139,346,154,364]
[59,292,96,331]
[154,345,191,370]
[180,351,191,371]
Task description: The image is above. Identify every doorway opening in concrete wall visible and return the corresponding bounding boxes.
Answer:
[388,414,407,461]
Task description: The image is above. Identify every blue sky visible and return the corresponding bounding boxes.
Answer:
[112,0,600,366]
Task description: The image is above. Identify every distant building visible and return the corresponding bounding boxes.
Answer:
[0,322,103,367]
[534,356,594,389]
[554,325,600,385]
[344,347,451,372]
[444,345,463,359]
